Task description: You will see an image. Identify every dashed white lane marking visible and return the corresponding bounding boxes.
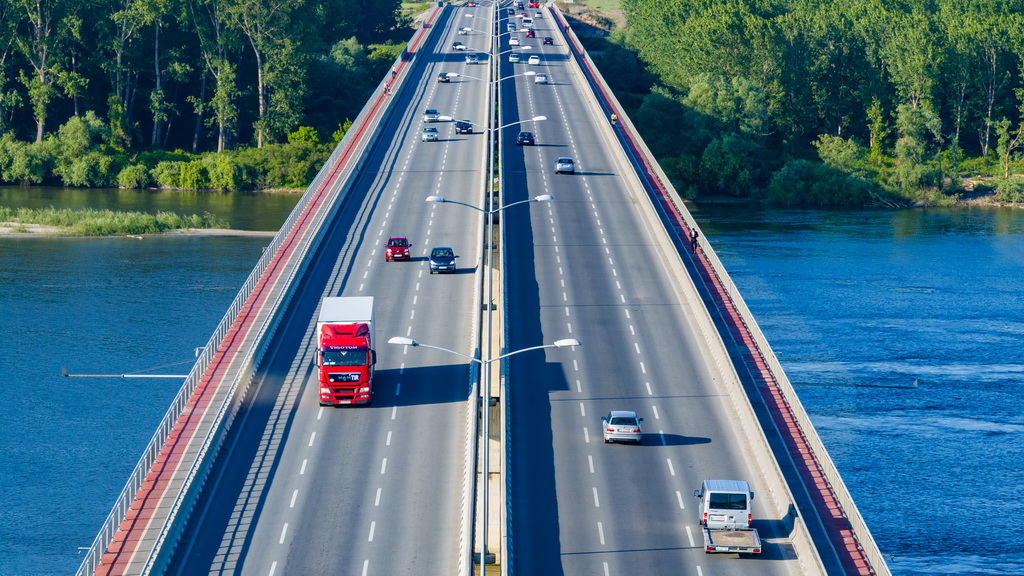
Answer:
[645,382,653,395]
[290,490,298,508]
[634,342,640,354]
[279,523,288,544]
[696,567,704,576]
[598,521,606,545]
[308,432,316,447]
[583,427,590,443]
[300,459,307,475]
[667,459,676,476]
[676,490,685,509]
[660,431,667,446]
[391,405,398,419]
[652,405,660,419]
[317,406,324,420]
[362,559,369,576]
[376,488,382,506]
[579,402,586,416]
[592,487,600,508]
[386,430,393,445]
[368,521,376,542]
[381,458,388,474]
[603,562,610,576]
[686,525,696,547]
[588,455,594,473]
[395,382,401,396]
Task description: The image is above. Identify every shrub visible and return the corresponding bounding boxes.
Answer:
[117,164,151,188]
[178,161,209,190]
[764,159,880,206]
[152,161,182,188]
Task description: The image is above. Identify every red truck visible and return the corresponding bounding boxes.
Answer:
[528,1,539,7]
[316,297,376,406]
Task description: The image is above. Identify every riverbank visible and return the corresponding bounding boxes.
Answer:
[0,222,277,238]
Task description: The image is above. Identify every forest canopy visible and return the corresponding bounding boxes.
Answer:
[604,0,1024,205]
[0,0,414,189]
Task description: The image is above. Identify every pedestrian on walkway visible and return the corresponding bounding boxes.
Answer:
[690,228,699,252]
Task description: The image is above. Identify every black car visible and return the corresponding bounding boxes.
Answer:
[429,247,458,274]
[437,72,451,83]
[543,36,553,45]
[516,130,536,145]
[455,120,474,134]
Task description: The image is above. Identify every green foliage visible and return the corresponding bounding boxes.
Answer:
[699,133,764,196]
[996,178,1024,203]
[764,159,880,206]
[288,126,321,145]
[614,0,1024,204]
[0,206,227,235]
[117,164,151,188]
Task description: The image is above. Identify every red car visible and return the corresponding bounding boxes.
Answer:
[526,29,536,38]
[385,237,411,261]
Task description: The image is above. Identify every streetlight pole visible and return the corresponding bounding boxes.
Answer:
[425,187,551,572]
[387,336,580,573]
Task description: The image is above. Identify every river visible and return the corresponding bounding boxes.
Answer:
[1,188,1019,575]
[690,203,1024,576]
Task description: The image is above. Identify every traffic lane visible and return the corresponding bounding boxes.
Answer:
[526,156,801,573]
[505,56,802,576]
[281,362,470,575]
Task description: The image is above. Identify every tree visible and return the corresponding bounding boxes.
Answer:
[185,0,238,152]
[227,0,300,147]
[15,0,66,142]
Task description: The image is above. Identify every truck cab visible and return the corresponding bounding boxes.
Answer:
[317,297,376,406]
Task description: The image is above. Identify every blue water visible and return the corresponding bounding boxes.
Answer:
[0,214,280,573]
[690,204,1024,575]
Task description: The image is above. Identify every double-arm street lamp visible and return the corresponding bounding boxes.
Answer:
[387,335,581,573]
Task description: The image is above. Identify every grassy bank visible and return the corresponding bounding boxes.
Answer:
[0,206,228,236]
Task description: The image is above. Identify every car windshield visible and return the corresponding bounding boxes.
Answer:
[432,249,454,258]
[388,239,406,247]
[559,158,573,164]
[322,349,367,366]
[426,109,437,114]
[610,417,637,426]
[708,493,748,510]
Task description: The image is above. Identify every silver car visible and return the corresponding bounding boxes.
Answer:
[602,410,643,444]
[554,156,575,174]
[422,108,440,122]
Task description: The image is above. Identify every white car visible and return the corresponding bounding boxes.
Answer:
[528,55,540,65]
[509,53,521,63]
[534,73,548,84]
[458,27,471,35]
[452,41,466,51]
[554,156,575,174]
[602,411,643,444]
[422,108,440,122]
[534,11,542,18]
[466,53,479,64]
[509,37,521,46]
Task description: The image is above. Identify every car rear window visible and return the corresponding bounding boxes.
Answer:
[708,493,747,510]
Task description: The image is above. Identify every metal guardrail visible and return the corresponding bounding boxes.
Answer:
[550,7,890,575]
[74,8,445,575]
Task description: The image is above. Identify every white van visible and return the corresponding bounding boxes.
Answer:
[695,479,753,529]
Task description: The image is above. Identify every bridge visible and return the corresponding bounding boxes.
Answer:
[76,3,889,575]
